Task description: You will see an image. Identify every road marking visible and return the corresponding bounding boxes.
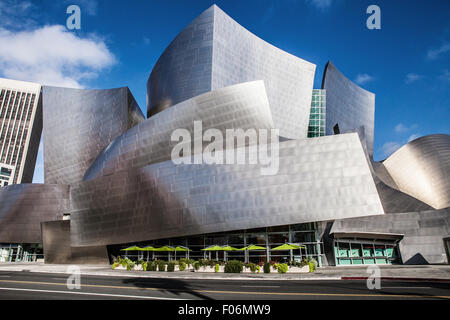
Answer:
[241,285,280,288]
[0,287,187,300]
[0,279,448,299]
[382,287,431,289]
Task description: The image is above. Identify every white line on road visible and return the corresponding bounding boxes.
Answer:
[0,287,188,300]
[241,285,280,288]
[382,287,431,289]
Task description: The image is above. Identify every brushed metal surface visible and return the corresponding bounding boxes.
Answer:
[84,81,274,181]
[148,5,316,139]
[322,61,375,158]
[42,86,145,185]
[0,184,69,243]
[331,208,450,264]
[42,220,108,264]
[383,134,450,209]
[70,132,384,247]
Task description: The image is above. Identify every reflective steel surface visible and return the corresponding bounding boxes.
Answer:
[0,184,69,243]
[42,220,108,264]
[148,5,316,139]
[382,134,450,209]
[42,86,144,185]
[331,208,450,264]
[70,133,384,247]
[84,81,274,181]
[322,61,375,158]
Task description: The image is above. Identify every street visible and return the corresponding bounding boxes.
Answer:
[0,271,449,300]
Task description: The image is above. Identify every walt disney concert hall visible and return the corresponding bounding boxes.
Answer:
[0,5,449,266]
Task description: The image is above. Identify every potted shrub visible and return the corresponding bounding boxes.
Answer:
[264,262,271,274]
[277,263,288,274]
[167,261,176,272]
[224,260,243,273]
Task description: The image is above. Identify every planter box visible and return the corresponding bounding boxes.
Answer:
[196,266,215,273]
[287,266,310,273]
[243,267,261,274]
[114,265,126,270]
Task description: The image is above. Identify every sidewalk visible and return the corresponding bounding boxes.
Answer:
[0,262,449,281]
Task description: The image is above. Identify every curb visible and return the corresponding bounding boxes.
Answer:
[0,268,342,281]
[341,276,450,283]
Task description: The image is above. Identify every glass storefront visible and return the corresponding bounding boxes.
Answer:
[334,239,401,265]
[0,244,43,262]
[112,222,325,267]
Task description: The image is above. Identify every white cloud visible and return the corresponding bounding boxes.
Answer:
[427,42,450,60]
[438,69,450,82]
[0,0,36,29]
[381,142,401,158]
[306,0,333,10]
[0,25,116,88]
[143,37,151,45]
[354,73,374,85]
[405,73,422,84]
[394,123,418,133]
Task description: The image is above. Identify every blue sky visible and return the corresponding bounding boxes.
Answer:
[0,0,448,183]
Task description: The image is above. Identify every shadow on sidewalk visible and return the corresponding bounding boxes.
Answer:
[122,277,213,300]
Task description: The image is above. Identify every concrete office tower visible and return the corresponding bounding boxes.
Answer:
[0,78,42,187]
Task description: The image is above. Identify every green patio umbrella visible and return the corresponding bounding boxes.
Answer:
[271,243,306,261]
[141,246,156,261]
[270,243,301,251]
[120,246,143,260]
[221,246,239,251]
[201,245,224,260]
[239,244,267,263]
[174,246,191,260]
[155,246,175,261]
[221,245,239,262]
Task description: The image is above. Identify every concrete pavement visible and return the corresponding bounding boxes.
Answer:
[0,262,449,282]
[0,270,449,300]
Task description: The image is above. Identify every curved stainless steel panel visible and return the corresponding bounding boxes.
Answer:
[42,220,108,264]
[147,5,316,139]
[42,86,145,185]
[322,61,375,158]
[0,184,69,243]
[383,134,450,209]
[70,133,384,247]
[84,81,274,181]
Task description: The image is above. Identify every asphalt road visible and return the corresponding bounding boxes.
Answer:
[0,270,449,300]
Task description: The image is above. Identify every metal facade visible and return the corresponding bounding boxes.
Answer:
[42,86,145,185]
[382,134,450,210]
[0,184,69,243]
[70,132,384,247]
[147,5,316,139]
[322,61,375,158]
[331,208,450,264]
[84,81,274,181]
